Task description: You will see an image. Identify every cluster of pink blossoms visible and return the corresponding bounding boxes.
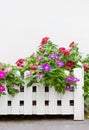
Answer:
[0,67,20,95]
[0,71,6,93]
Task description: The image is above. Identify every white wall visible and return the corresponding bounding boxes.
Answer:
[0,0,89,64]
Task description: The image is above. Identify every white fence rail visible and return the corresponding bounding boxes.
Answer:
[0,68,84,120]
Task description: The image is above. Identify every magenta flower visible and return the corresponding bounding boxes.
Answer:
[30,65,38,70]
[66,76,80,82]
[15,58,26,67]
[66,84,71,91]
[66,76,73,82]
[0,71,6,79]
[49,54,59,60]
[41,63,50,72]
[57,61,64,67]
[40,37,49,46]
[73,77,80,82]
[0,86,5,92]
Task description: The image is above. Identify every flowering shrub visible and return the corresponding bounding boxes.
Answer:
[82,55,89,99]
[0,37,82,96]
[16,37,82,94]
[82,54,89,113]
[0,63,24,96]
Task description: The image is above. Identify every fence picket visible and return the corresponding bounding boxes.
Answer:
[0,68,84,120]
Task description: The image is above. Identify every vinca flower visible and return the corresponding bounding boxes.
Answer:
[37,55,43,61]
[37,72,43,79]
[57,61,64,67]
[65,61,74,68]
[0,86,5,92]
[25,71,32,77]
[40,37,49,46]
[41,63,50,72]
[58,47,70,55]
[66,76,79,82]
[83,64,89,70]
[30,65,38,70]
[15,58,26,67]
[69,41,75,47]
[0,71,6,79]
[49,54,59,60]
[5,67,12,72]
[13,85,19,90]
[66,84,71,91]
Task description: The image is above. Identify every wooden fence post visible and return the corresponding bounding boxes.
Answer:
[74,67,84,120]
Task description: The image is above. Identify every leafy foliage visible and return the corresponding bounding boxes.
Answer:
[0,37,82,96]
[0,63,24,96]
[82,54,89,112]
[18,37,82,94]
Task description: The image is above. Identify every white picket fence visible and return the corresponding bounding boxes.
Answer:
[0,68,84,120]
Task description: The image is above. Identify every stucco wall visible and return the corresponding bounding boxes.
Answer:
[0,0,89,64]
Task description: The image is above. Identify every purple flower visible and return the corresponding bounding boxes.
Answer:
[66,76,80,82]
[25,71,32,76]
[37,72,43,79]
[66,76,74,82]
[41,63,50,72]
[0,71,6,79]
[57,61,64,67]
[49,54,59,60]
[73,77,80,82]
[66,84,71,91]
[55,55,59,60]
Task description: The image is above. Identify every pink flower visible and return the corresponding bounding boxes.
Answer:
[0,86,5,92]
[30,65,38,70]
[57,61,64,67]
[5,67,12,72]
[37,55,43,61]
[58,47,70,55]
[37,72,43,79]
[39,49,45,53]
[15,58,26,67]
[40,37,49,46]
[65,61,74,68]
[13,85,19,90]
[58,47,66,53]
[69,41,75,47]
[84,64,89,70]
[63,49,70,55]
[0,66,5,71]
[0,71,6,78]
